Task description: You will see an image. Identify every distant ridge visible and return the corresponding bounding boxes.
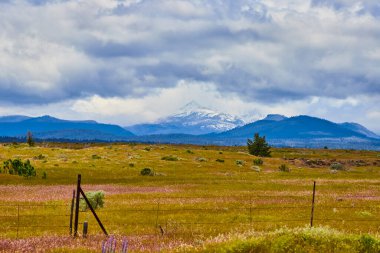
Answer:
[339,122,380,139]
[0,115,134,140]
[217,115,366,139]
[0,115,31,123]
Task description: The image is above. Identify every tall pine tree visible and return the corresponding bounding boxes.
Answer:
[247,133,271,157]
[26,131,35,147]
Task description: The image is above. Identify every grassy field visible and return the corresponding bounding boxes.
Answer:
[0,143,380,252]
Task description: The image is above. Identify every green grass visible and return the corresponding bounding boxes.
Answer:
[0,143,379,251]
[181,226,380,253]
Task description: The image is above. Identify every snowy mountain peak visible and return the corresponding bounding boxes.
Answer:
[263,114,288,121]
[163,102,244,129]
[180,101,206,112]
[127,102,246,135]
[177,101,216,117]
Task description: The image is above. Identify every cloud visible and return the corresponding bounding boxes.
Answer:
[0,0,379,132]
[69,80,260,125]
[0,79,378,133]
[311,0,380,17]
[0,0,378,104]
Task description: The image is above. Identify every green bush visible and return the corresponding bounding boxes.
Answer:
[236,160,244,166]
[140,167,154,176]
[34,154,46,160]
[253,158,263,166]
[92,154,101,159]
[186,150,194,154]
[359,234,380,253]
[128,163,135,167]
[216,159,225,163]
[80,191,105,211]
[279,164,290,172]
[3,159,37,178]
[161,155,179,161]
[42,171,47,179]
[194,227,380,253]
[251,166,261,172]
[330,162,345,171]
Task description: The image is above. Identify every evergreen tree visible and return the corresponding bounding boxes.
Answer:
[247,133,271,157]
[26,131,35,147]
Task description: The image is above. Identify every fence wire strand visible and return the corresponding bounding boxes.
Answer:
[2,194,380,236]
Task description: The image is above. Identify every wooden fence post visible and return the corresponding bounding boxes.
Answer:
[155,200,160,228]
[83,221,88,238]
[310,181,316,227]
[74,174,81,237]
[69,190,75,235]
[16,204,20,239]
[73,174,108,237]
[249,196,252,225]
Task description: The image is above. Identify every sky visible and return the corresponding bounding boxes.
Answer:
[0,0,379,133]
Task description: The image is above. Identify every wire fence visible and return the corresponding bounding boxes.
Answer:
[0,204,71,238]
[2,191,380,238]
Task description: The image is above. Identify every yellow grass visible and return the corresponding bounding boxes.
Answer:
[0,143,379,252]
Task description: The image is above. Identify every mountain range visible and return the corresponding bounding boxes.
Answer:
[128,113,380,150]
[0,103,379,150]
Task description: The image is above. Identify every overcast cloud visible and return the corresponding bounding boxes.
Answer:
[0,0,379,132]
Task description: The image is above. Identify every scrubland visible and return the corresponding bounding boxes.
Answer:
[0,143,379,252]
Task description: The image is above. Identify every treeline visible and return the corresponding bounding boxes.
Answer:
[0,136,123,144]
[0,136,24,143]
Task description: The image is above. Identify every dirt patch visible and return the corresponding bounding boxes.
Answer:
[0,185,178,203]
[284,158,379,168]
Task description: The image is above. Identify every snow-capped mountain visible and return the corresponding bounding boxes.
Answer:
[262,114,288,121]
[161,101,245,131]
[125,101,245,135]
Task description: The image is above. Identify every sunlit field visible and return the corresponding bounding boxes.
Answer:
[0,143,380,252]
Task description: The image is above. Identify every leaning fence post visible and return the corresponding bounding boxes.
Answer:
[74,174,81,237]
[79,187,108,236]
[310,181,316,227]
[70,190,75,235]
